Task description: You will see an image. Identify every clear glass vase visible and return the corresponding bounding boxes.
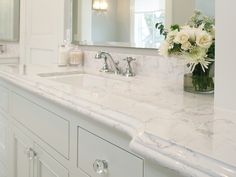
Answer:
[184,73,214,94]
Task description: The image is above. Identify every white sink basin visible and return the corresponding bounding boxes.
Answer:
[49,73,131,94]
[43,73,160,101]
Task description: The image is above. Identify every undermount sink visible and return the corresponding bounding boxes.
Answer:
[39,72,160,100]
[48,73,133,94]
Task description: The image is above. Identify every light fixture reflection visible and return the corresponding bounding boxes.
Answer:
[92,0,108,11]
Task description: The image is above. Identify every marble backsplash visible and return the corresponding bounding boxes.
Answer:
[82,50,185,87]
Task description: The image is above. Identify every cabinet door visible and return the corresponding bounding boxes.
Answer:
[33,144,69,177]
[9,128,34,177]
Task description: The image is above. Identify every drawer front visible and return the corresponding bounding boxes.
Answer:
[78,128,143,177]
[0,85,9,113]
[10,92,69,158]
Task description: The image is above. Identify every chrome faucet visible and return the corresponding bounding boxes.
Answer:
[95,51,121,74]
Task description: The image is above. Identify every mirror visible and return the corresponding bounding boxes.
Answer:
[0,0,20,42]
[72,0,215,49]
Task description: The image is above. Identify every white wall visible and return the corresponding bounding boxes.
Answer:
[172,0,195,25]
[215,0,236,112]
[170,0,215,26]
[196,0,215,17]
[116,0,130,42]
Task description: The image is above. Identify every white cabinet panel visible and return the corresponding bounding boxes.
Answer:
[0,85,9,113]
[0,84,9,177]
[10,129,34,177]
[9,127,69,177]
[0,161,6,177]
[0,113,7,165]
[78,128,144,177]
[33,144,69,177]
[10,92,69,158]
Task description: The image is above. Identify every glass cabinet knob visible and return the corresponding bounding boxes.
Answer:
[25,148,37,160]
[93,159,108,174]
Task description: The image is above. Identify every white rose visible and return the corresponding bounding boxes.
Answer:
[196,31,213,48]
[174,31,190,44]
[181,42,192,51]
[181,26,196,41]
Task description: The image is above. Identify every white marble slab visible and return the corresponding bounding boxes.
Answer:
[0,64,235,177]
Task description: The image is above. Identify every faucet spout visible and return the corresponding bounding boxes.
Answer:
[95,51,121,74]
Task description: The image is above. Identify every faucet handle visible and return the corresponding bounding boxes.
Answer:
[123,57,136,77]
[123,57,136,63]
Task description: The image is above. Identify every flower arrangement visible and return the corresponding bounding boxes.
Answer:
[156,11,215,93]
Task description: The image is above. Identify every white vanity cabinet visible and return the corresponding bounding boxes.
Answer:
[0,80,187,177]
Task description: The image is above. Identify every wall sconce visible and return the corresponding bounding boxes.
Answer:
[92,0,108,11]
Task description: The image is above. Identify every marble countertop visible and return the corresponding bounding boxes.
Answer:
[0,64,235,177]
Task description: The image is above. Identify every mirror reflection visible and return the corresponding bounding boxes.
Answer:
[0,0,20,41]
[72,0,215,49]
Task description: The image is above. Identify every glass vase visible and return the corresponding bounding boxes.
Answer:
[184,64,214,94]
[184,74,214,93]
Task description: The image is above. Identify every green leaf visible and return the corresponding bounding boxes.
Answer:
[171,24,180,31]
[155,22,167,38]
[207,43,215,59]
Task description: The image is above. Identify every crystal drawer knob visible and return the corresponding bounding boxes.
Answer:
[93,159,108,174]
[25,148,37,160]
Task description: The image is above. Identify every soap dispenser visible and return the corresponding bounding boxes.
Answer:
[58,29,73,66]
[58,43,71,66]
[69,47,84,66]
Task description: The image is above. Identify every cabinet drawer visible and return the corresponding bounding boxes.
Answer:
[78,128,143,177]
[10,92,69,158]
[0,85,9,113]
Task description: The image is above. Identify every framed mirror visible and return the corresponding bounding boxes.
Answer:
[72,0,215,49]
[0,0,20,42]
